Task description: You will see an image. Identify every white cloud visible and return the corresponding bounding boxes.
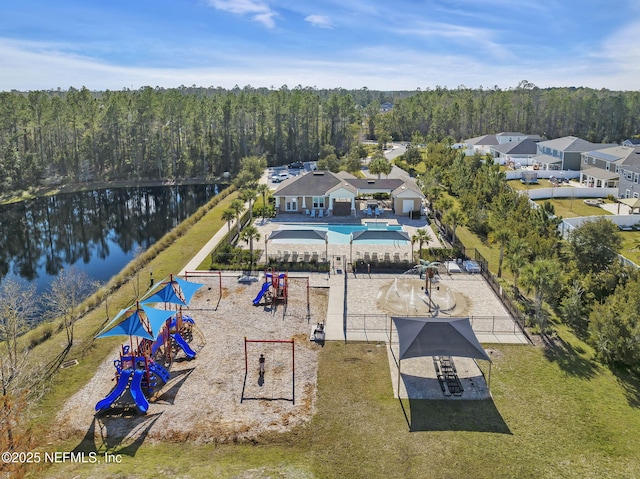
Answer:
[207,0,277,28]
[305,14,333,29]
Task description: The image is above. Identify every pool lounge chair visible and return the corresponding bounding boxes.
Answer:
[318,209,324,218]
[303,251,310,262]
[364,207,372,216]
[374,207,380,216]
[393,252,400,262]
[305,209,310,216]
[310,209,316,218]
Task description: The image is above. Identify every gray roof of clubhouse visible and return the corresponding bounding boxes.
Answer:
[275,171,423,197]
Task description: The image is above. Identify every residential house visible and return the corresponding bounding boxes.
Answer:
[614,148,640,198]
[495,132,541,144]
[462,134,498,156]
[489,138,541,166]
[532,136,616,171]
[272,170,424,216]
[579,145,640,189]
[463,132,540,156]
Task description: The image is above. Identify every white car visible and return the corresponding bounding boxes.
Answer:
[271,172,290,183]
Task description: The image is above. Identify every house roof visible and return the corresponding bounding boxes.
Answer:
[348,178,405,191]
[490,138,540,155]
[538,136,615,152]
[274,171,424,198]
[585,146,640,165]
[580,167,619,181]
[335,171,357,179]
[275,170,342,196]
[533,153,561,165]
[464,134,498,146]
[496,131,526,137]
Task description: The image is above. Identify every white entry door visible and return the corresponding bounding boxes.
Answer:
[402,199,414,213]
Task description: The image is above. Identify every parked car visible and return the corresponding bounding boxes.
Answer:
[271,172,290,183]
[288,161,304,169]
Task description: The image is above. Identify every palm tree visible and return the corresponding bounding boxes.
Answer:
[504,238,528,294]
[488,227,511,278]
[240,187,257,222]
[239,225,261,270]
[443,208,465,244]
[411,229,430,261]
[519,258,560,331]
[222,208,236,234]
[256,183,270,218]
[369,156,392,179]
[229,199,245,237]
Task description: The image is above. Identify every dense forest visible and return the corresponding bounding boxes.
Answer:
[0,82,639,192]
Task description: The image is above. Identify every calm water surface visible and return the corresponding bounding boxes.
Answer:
[0,184,219,296]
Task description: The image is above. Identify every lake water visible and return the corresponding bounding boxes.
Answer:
[0,184,220,297]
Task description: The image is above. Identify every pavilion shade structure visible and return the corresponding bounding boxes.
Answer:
[268,229,327,243]
[392,317,491,362]
[350,230,410,242]
[390,316,492,397]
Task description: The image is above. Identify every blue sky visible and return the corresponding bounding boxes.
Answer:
[1,0,638,91]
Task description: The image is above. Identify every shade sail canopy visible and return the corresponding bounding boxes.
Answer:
[268,229,327,242]
[350,230,410,242]
[143,276,204,306]
[96,304,175,340]
[391,316,491,362]
[619,197,640,209]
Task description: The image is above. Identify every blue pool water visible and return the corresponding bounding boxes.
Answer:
[276,223,409,245]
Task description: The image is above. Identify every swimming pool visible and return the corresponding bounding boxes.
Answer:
[274,223,410,245]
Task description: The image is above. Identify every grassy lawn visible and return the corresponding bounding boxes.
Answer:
[619,233,640,266]
[533,198,614,219]
[35,341,640,478]
[507,178,558,191]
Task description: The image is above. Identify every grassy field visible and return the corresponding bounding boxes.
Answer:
[33,341,640,478]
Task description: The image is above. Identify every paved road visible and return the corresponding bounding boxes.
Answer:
[362,142,413,181]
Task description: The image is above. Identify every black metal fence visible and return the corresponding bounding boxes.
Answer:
[344,313,524,343]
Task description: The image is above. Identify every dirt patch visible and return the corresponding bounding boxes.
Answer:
[54,275,328,445]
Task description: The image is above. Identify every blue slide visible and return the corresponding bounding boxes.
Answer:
[253,282,271,306]
[129,369,150,413]
[95,369,133,411]
[149,362,171,383]
[172,333,196,359]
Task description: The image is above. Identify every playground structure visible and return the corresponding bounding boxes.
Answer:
[253,269,289,307]
[95,275,204,414]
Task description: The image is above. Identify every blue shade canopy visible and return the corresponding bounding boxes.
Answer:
[142,276,204,306]
[96,304,175,340]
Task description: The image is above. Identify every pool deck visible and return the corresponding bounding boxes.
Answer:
[247,212,440,264]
